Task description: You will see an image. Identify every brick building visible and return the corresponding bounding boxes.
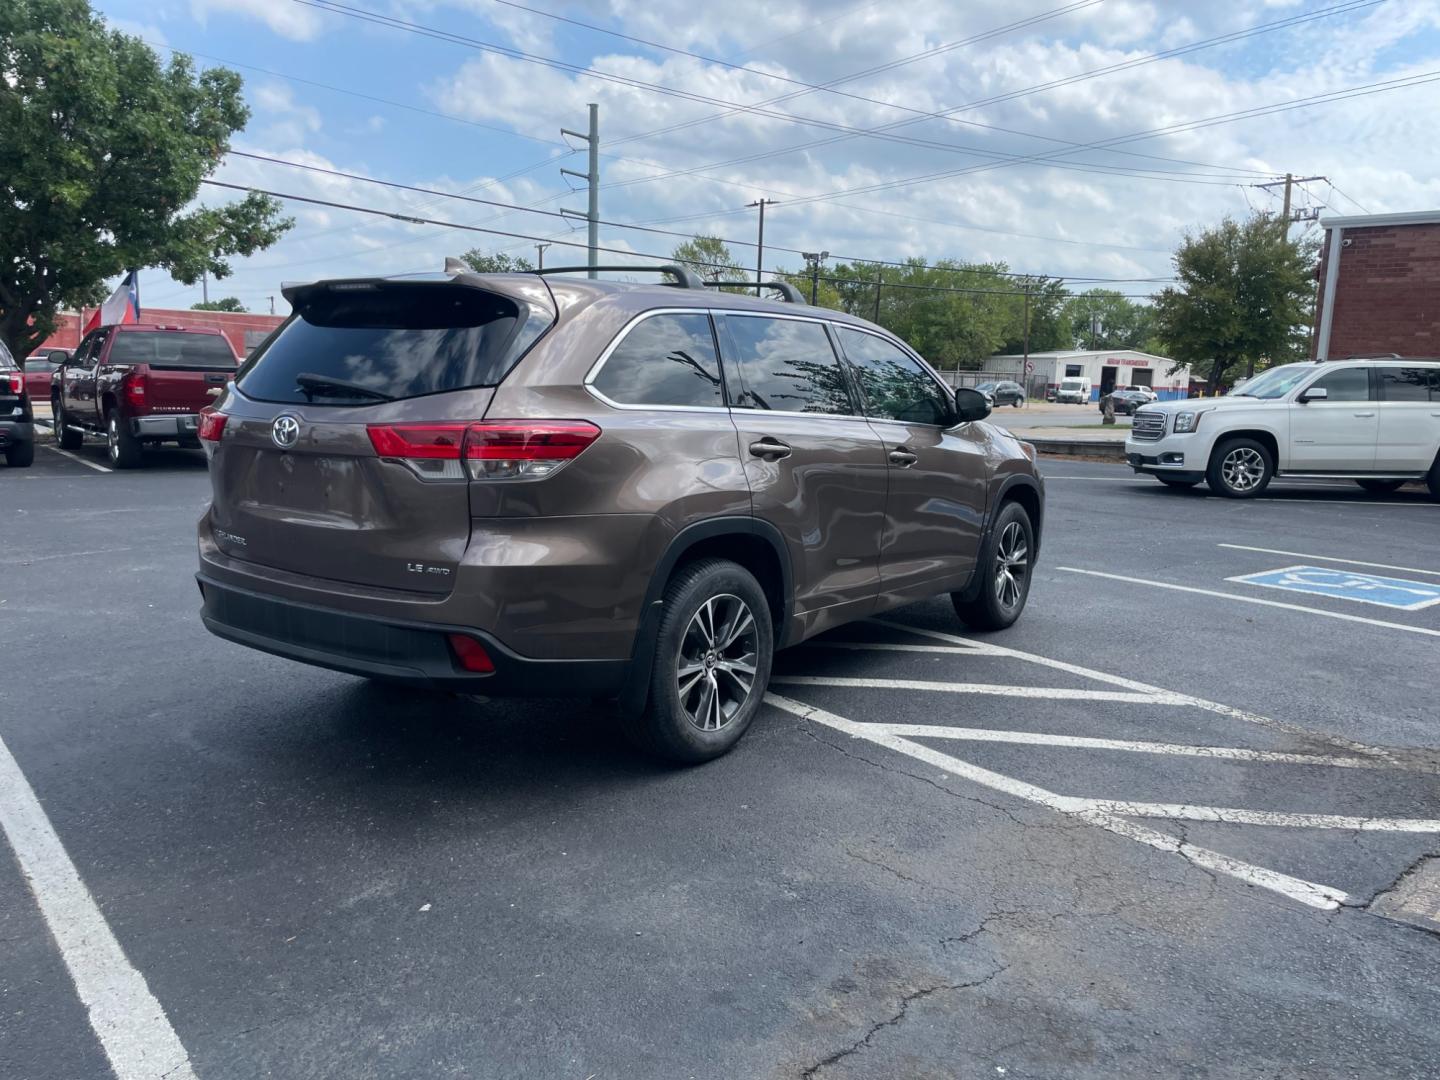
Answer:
[1313,210,1440,360]
[38,308,285,358]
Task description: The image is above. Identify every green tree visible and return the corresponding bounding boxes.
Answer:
[460,249,534,273]
[997,277,1071,355]
[1064,289,1158,351]
[0,0,292,359]
[1153,214,1319,391]
[191,297,247,312]
[671,236,746,284]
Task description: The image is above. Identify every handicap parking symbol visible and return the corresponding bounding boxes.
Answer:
[1227,564,1440,611]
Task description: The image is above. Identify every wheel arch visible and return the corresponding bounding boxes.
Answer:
[1211,428,1280,468]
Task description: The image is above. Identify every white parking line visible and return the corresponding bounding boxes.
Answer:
[0,734,196,1080]
[1056,566,1440,638]
[866,619,1427,769]
[1218,543,1440,579]
[769,675,1175,704]
[44,445,112,473]
[1075,800,1440,832]
[874,725,1384,769]
[766,694,1349,910]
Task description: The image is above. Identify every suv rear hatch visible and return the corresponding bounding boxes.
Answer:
[206,276,555,595]
[110,330,237,411]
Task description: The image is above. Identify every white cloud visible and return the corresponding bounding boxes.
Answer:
[189,0,325,41]
[249,82,323,148]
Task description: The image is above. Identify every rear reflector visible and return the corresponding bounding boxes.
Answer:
[197,408,228,442]
[447,633,495,673]
[367,420,600,481]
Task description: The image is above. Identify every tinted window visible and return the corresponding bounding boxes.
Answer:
[838,328,952,425]
[110,331,237,369]
[592,313,722,407]
[1378,366,1440,402]
[239,285,549,405]
[725,316,852,414]
[0,339,14,371]
[24,359,54,372]
[1309,367,1370,402]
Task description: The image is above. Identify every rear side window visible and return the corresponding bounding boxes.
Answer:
[110,331,237,369]
[238,284,549,405]
[0,340,14,371]
[591,313,723,407]
[838,328,952,425]
[724,315,852,414]
[1378,366,1440,402]
[1309,367,1370,402]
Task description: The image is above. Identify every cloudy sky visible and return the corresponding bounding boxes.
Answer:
[95,0,1440,314]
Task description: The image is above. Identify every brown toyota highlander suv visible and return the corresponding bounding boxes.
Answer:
[197,264,1043,762]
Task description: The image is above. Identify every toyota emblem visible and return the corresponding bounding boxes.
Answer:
[271,414,300,449]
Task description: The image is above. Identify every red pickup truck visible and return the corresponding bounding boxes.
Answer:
[53,324,238,467]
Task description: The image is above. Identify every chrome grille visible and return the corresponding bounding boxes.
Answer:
[1131,411,1166,440]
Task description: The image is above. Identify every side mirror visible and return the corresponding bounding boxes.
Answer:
[1299,386,1328,403]
[955,387,992,423]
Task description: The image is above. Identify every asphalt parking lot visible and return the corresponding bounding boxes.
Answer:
[3,440,1439,1079]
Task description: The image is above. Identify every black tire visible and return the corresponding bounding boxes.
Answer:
[1012,398,1024,408]
[1355,478,1405,494]
[1427,458,1440,503]
[1157,476,1199,489]
[1206,437,1273,498]
[106,407,143,469]
[952,500,1034,632]
[5,440,35,467]
[55,399,83,450]
[621,558,773,764]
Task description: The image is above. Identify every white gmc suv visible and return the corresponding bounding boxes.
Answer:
[1126,357,1440,499]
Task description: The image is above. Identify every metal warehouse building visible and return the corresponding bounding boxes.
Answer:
[982,349,1192,402]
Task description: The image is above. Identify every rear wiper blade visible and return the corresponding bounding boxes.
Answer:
[294,372,393,402]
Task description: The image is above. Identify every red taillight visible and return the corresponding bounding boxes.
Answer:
[123,371,147,408]
[367,420,600,481]
[197,408,228,443]
[447,633,495,673]
[4,373,21,395]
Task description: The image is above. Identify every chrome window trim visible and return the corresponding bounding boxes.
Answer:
[582,307,731,413]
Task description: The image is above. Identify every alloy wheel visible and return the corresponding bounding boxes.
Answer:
[107,417,119,463]
[994,520,1029,610]
[676,593,759,732]
[1221,446,1265,492]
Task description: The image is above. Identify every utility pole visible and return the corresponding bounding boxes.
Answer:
[802,251,829,304]
[1252,174,1324,232]
[872,268,883,322]
[535,242,551,270]
[268,295,275,316]
[748,198,777,294]
[1023,282,1032,382]
[201,270,209,305]
[561,104,600,278]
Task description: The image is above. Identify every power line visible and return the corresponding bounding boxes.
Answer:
[1327,182,1373,215]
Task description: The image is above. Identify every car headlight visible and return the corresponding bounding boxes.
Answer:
[1172,411,1200,433]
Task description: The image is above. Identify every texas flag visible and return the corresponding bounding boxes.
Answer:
[82,271,141,334]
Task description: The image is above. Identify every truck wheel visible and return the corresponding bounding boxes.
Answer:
[55,400,83,450]
[106,408,143,469]
[622,558,773,765]
[1355,479,1405,494]
[5,441,35,467]
[952,500,1034,631]
[1207,437,1273,498]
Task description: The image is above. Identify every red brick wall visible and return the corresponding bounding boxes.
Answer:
[38,308,285,357]
[1314,222,1440,358]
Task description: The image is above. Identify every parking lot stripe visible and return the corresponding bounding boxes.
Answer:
[1075,800,1440,833]
[874,725,1384,769]
[44,445,112,473]
[804,641,989,655]
[0,734,196,1080]
[769,675,1175,704]
[766,694,1348,910]
[1218,543,1440,578]
[1057,566,1440,638]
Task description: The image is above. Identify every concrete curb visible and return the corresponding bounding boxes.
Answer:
[1020,437,1127,461]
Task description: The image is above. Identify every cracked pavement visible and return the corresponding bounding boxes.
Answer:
[3,454,1440,1078]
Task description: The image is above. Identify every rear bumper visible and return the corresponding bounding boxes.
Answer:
[197,574,629,696]
[133,413,200,438]
[0,420,35,448]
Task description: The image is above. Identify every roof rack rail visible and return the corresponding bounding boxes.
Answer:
[529,264,707,290]
[1331,352,1402,361]
[703,279,808,304]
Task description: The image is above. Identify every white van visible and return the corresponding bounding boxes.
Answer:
[1056,377,1092,404]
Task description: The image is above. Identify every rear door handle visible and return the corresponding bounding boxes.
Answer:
[1353,411,1376,418]
[888,448,919,467]
[748,438,792,460]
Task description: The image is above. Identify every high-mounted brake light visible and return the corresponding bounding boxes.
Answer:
[366,420,600,481]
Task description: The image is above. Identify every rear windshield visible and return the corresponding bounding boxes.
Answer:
[0,340,14,371]
[110,331,237,369]
[237,284,549,405]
